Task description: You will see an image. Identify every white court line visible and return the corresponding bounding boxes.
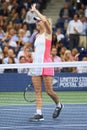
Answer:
[0,102,87,107]
[0,107,54,111]
[0,104,87,111]
[0,124,87,129]
[0,103,87,107]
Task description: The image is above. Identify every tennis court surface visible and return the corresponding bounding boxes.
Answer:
[0,91,87,130]
[0,104,87,130]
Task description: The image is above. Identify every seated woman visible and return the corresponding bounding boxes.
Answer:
[4,57,18,73]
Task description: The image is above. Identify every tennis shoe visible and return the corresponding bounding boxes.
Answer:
[52,104,63,118]
[29,114,44,121]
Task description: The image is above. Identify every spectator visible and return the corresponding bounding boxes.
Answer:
[2,45,9,58]
[12,12,22,26]
[7,28,18,42]
[1,2,9,18]
[23,47,32,63]
[79,16,87,49]
[17,28,30,48]
[4,56,18,73]
[20,7,27,23]
[18,55,29,73]
[77,56,87,73]
[0,14,5,27]
[2,27,18,45]
[61,49,77,72]
[17,45,32,63]
[22,23,31,37]
[3,48,18,64]
[52,33,57,47]
[51,47,62,72]
[1,33,18,54]
[7,8,17,23]
[76,3,85,17]
[71,48,79,61]
[37,0,47,12]
[66,13,83,50]
[64,49,73,61]
[55,2,73,31]
[56,28,65,42]
[6,21,14,31]
[11,0,20,14]
[59,46,67,61]
[56,40,65,56]
[20,0,29,11]
[84,5,87,18]
[7,0,14,12]
[25,7,37,33]
[0,26,5,46]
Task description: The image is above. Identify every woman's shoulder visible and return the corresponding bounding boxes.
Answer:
[45,32,52,40]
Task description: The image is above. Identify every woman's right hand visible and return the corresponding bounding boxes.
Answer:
[30,3,37,12]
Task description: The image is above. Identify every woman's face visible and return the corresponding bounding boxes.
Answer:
[20,56,26,63]
[23,24,27,30]
[3,46,9,53]
[36,20,44,30]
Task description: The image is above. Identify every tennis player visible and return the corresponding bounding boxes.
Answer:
[29,4,63,121]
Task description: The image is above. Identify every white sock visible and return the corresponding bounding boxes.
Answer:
[56,102,61,108]
[36,109,42,115]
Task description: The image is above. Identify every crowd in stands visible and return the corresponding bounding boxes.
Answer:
[0,0,87,73]
[52,0,87,73]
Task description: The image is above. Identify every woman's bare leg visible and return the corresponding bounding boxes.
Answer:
[43,76,63,118]
[43,76,59,104]
[29,76,44,121]
[32,76,42,110]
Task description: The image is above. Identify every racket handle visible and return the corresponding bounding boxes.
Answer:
[28,83,33,87]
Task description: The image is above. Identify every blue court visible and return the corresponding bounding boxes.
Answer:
[0,104,87,130]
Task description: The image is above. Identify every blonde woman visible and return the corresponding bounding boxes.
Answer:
[29,4,63,121]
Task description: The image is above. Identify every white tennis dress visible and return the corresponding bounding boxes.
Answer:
[29,33,54,76]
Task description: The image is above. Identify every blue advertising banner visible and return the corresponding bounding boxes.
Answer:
[53,73,87,91]
[0,73,87,92]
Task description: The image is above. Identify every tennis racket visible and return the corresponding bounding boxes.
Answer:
[24,83,36,103]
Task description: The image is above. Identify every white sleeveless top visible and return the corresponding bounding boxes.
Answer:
[29,33,54,76]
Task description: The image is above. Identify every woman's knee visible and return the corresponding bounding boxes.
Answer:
[35,88,41,94]
[46,89,53,96]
